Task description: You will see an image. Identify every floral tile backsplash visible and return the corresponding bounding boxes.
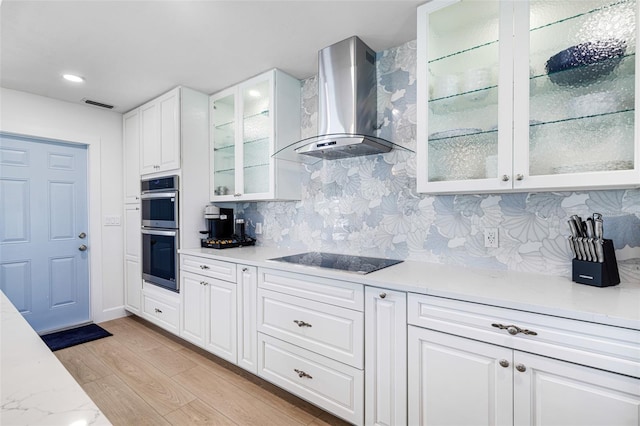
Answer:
[234,40,640,282]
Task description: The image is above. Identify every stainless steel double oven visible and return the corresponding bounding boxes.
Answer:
[141,175,180,292]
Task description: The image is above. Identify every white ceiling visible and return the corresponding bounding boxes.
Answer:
[1,0,424,113]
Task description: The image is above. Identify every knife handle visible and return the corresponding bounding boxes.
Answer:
[594,218,604,240]
[585,219,595,238]
[567,236,577,259]
[595,239,605,263]
[576,237,586,261]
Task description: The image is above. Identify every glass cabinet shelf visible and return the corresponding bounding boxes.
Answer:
[214,120,234,130]
[530,0,633,33]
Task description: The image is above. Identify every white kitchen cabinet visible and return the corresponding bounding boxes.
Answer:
[210,68,301,201]
[180,255,237,364]
[123,108,141,203]
[407,293,640,426]
[408,327,513,426]
[237,265,258,374]
[365,287,407,426]
[142,283,180,334]
[408,327,640,426]
[123,203,141,314]
[140,87,180,175]
[417,0,639,193]
[256,267,364,424]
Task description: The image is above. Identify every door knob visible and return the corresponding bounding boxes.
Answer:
[78,244,88,251]
[78,232,87,239]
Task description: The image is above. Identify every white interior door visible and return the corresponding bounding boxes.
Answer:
[0,133,90,333]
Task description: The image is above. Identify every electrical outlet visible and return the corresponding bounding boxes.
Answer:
[484,228,498,248]
[255,222,263,234]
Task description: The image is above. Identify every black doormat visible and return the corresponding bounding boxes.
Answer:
[41,323,112,351]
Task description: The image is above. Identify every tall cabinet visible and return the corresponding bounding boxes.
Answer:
[123,109,142,313]
[417,0,639,193]
[210,68,301,201]
[122,87,209,315]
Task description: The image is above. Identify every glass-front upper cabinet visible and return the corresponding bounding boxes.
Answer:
[417,0,639,194]
[210,69,301,201]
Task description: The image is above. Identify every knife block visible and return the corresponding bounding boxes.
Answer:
[571,239,620,287]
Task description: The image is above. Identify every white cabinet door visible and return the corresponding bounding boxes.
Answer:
[124,204,141,313]
[237,265,258,374]
[205,277,237,364]
[140,88,181,175]
[180,271,207,347]
[365,287,407,426]
[416,0,513,193]
[408,326,513,426]
[513,351,640,426]
[123,109,140,203]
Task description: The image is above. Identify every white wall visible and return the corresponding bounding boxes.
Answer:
[0,87,126,323]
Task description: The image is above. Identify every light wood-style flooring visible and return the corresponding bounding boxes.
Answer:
[55,315,350,426]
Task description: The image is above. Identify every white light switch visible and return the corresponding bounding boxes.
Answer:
[104,215,121,226]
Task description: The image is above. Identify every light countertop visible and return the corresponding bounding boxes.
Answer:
[180,246,640,330]
[1,291,111,425]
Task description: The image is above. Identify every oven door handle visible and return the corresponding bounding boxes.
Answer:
[140,191,178,200]
[141,228,178,237]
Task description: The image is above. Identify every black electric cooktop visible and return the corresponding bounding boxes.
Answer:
[269,252,403,275]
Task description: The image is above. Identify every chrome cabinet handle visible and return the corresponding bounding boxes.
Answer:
[294,369,313,379]
[242,267,248,272]
[293,320,312,328]
[154,308,163,314]
[516,174,524,181]
[491,323,537,336]
[499,359,510,368]
[234,193,242,197]
[515,363,527,373]
[78,232,87,239]
[200,281,208,286]
[200,265,210,270]
[78,244,88,251]
[502,174,510,182]
[379,292,387,299]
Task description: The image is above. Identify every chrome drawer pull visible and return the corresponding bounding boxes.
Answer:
[294,369,313,379]
[499,359,510,368]
[293,320,312,328]
[200,265,210,270]
[154,308,163,314]
[515,363,527,373]
[200,281,208,286]
[491,323,537,336]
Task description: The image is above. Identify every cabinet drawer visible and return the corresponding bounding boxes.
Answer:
[258,268,363,311]
[258,288,363,368]
[258,333,364,425]
[142,288,180,334]
[181,255,236,282]
[408,293,640,378]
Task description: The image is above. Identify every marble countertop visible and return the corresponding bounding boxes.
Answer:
[180,246,640,330]
[1,291,111,425]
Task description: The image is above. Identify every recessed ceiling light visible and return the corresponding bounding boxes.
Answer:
[63,74,85,83]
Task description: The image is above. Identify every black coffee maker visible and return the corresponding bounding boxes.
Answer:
[200,206,255,249]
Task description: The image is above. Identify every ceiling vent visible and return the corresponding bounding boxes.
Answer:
[82,98,114,109]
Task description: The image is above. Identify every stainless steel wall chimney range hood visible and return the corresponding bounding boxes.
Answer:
[274,36,413,162]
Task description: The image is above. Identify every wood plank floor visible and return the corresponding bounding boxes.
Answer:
[55,316,350,426]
